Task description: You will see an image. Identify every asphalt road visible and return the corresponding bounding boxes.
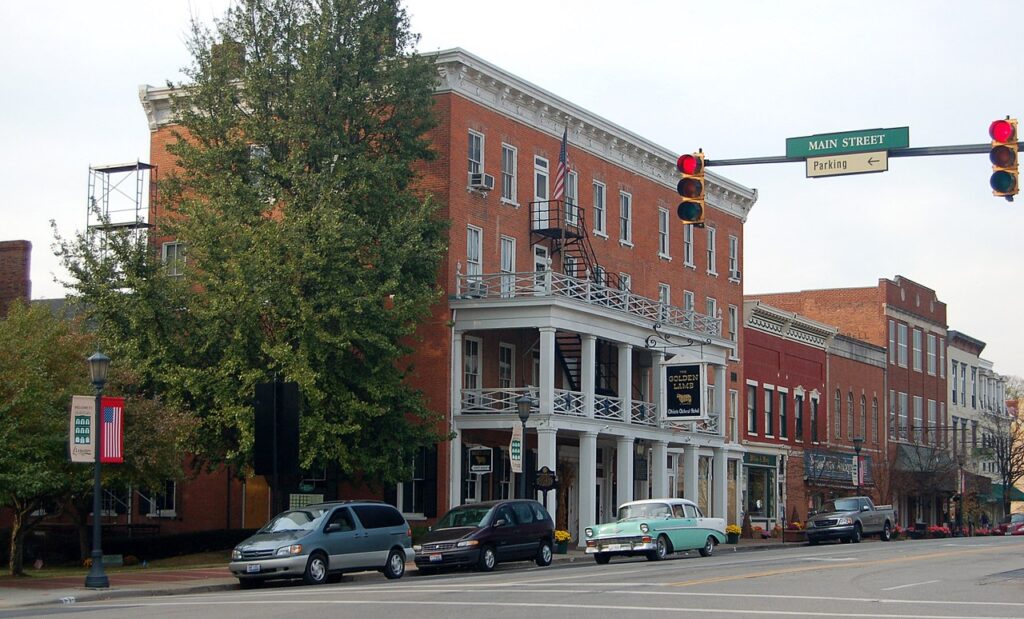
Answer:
[8,536,1024,618]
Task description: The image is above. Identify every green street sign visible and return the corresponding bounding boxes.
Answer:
[786,127,910,158]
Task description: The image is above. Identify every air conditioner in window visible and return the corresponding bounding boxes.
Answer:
[464,279,488,298]
[469,172,495,191]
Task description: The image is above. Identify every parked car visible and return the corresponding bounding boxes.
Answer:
[805,496,896,545]
[997,513,1024,535]
[413,499,554,573]
[584,498,726,564]
[229,501,414,587]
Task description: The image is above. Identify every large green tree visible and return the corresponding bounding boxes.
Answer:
[59,0,448,487]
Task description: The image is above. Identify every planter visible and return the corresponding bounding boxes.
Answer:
[782,530,806,543]
[555,541,569,554]
[726,532,740,544]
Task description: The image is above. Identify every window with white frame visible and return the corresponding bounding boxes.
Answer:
[139,481,177,517]
[927,399,936,445]
[913,396,923,441]
[927,334,936,375]
[499,343,515,390]
[888,320,896,365]
[706,227,717,274]
[468,130,483,175]
[727,305,738,346]
[658,207,670,257]
[834,389,842,438]
[464,336,481,405]
[397,447,429,516]
[795,391,804,441]
[566,171,579,226]
[939,338,945,377]
[466,225,483,279]
[872,397,879,443]
[728,235,739,278]
[899,392,908,439]
[618,273,631,291]
[897,323,908,367]
[810,396,819,442]
[706,297,718,333]
[764,386,775,436]
[162,242,185,277]
[619,191,632,244]
[779,389,788,439]
[658,283,670,308]
[951,360,959,402]
[960,363,967,405]
[501,143,517,203]
[683,225,694,266]
[683,290,695,312]
[860,395,867,439]
[729,389,739,443]
[847,392,854,438]
[912,328,922,372]
[971,366,977,408]
[746,382,758,434]
[500,235,516,298]
[592,181,606,236]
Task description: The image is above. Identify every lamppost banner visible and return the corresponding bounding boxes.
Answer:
[100,396,125,464]
[69,395,95,463]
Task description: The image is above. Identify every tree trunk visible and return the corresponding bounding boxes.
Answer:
[8,513,25,576]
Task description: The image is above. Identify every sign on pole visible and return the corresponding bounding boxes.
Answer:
[509,424,523,474]
[100,396,125,464]
[786,127,910,158]
[69,395,95,463]
[469,447,493,474]
[806,150,888,178]
[665,364,705,419]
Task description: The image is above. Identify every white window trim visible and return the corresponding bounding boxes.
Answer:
[500,143,518,207]
[683,225,695,268]
[162,241,185,277]
[468,129,484,176]
[706,226,718,276]
[618,191,633,246]
[658,207,671,259]
[592,180,607,237]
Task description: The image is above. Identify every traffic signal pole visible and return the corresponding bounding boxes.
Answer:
[704,142,1003,167]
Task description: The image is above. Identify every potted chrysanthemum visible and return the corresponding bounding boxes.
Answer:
[554,530,572,553]
[725,524,742,544]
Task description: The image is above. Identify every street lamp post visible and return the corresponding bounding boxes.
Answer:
[852,437,864,496]
[515,394,533,500]
[84,351,111,589]
[955,453,965,536]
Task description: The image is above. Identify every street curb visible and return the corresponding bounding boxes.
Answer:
[6,542,804,610]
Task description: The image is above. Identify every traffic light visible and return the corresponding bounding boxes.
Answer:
[989,118,1018,200]
[676,151,705,226]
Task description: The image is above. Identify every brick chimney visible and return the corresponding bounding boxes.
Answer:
[0,240,31,316]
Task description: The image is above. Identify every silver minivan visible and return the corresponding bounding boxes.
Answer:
[229,500,415,587]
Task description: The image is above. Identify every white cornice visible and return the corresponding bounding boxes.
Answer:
[139,48,758,221]
[743,300,838,350]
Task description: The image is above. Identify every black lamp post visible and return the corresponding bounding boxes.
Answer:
[852,436,864,496]
[515,394,533,500]
[955,452,965,535]
[85,351,111,589]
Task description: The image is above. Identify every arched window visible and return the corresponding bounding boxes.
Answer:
[847,392,855,438]
[860,395,867,441]
[834,389,842,438]
[872,398,879,443]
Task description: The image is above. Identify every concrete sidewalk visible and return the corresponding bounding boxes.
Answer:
[0,536,802,611]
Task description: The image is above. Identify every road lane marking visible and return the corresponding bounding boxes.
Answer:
[881,580,941,591]
[72,598,1021,618]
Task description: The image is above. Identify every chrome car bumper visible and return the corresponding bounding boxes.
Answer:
[229,555,308,580]
[585,539,655,554]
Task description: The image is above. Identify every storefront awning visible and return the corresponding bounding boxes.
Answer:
[989,483,1024,502]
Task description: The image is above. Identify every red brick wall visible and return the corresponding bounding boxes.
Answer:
[0,240,31,316]
[750,287,881,345]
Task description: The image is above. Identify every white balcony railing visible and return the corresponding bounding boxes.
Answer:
[456,271,721,337]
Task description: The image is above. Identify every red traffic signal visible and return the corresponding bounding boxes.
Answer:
[676,151,705,226]
[989,118,1018,200]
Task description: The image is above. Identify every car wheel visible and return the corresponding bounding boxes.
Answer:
[477,545,497,572]
[851,524,862,544]
[594,553,611,565]
[237,578,260,590]
[646,535,669,561]
[881,522,892,542]
[535,540,553,567]
[383,548,405,579]
[698,535,716,557]
[303,552,329,585]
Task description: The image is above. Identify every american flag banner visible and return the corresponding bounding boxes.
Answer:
[100,396,124,464]
[552,127,569,202]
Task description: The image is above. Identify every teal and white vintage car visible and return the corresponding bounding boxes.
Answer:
[584,498,726,564]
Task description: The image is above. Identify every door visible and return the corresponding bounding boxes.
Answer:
[489,504,524,561]
[322,507,361,570]
[532,156,549,229]
[533,244,549,294]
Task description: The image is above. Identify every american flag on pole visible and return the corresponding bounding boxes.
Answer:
[100,396,124,464]
[552,128,568,201]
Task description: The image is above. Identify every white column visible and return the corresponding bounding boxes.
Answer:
[582,334,596,419]
[537,427,558,517]
[652,350,665,425]
[539,327,556,416]
[578,431,598,547]
[715,364,727,434]
[448,431,462,510]
[712,446,727,518]
[618,343,633,422]
[450,331,464,509]
[616,435,634,505]
[652,440,669,498]
[683,444,700,502]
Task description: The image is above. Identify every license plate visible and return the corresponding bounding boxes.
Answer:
[246,563,262,573]
[604,544,630,552]
[429,553,442,562]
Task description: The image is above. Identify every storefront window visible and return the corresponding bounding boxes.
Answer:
[745,466,776,518]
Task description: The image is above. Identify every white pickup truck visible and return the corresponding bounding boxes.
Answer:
[805,496,896,545]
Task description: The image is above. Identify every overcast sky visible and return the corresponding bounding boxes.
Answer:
[2,0,1021,378]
